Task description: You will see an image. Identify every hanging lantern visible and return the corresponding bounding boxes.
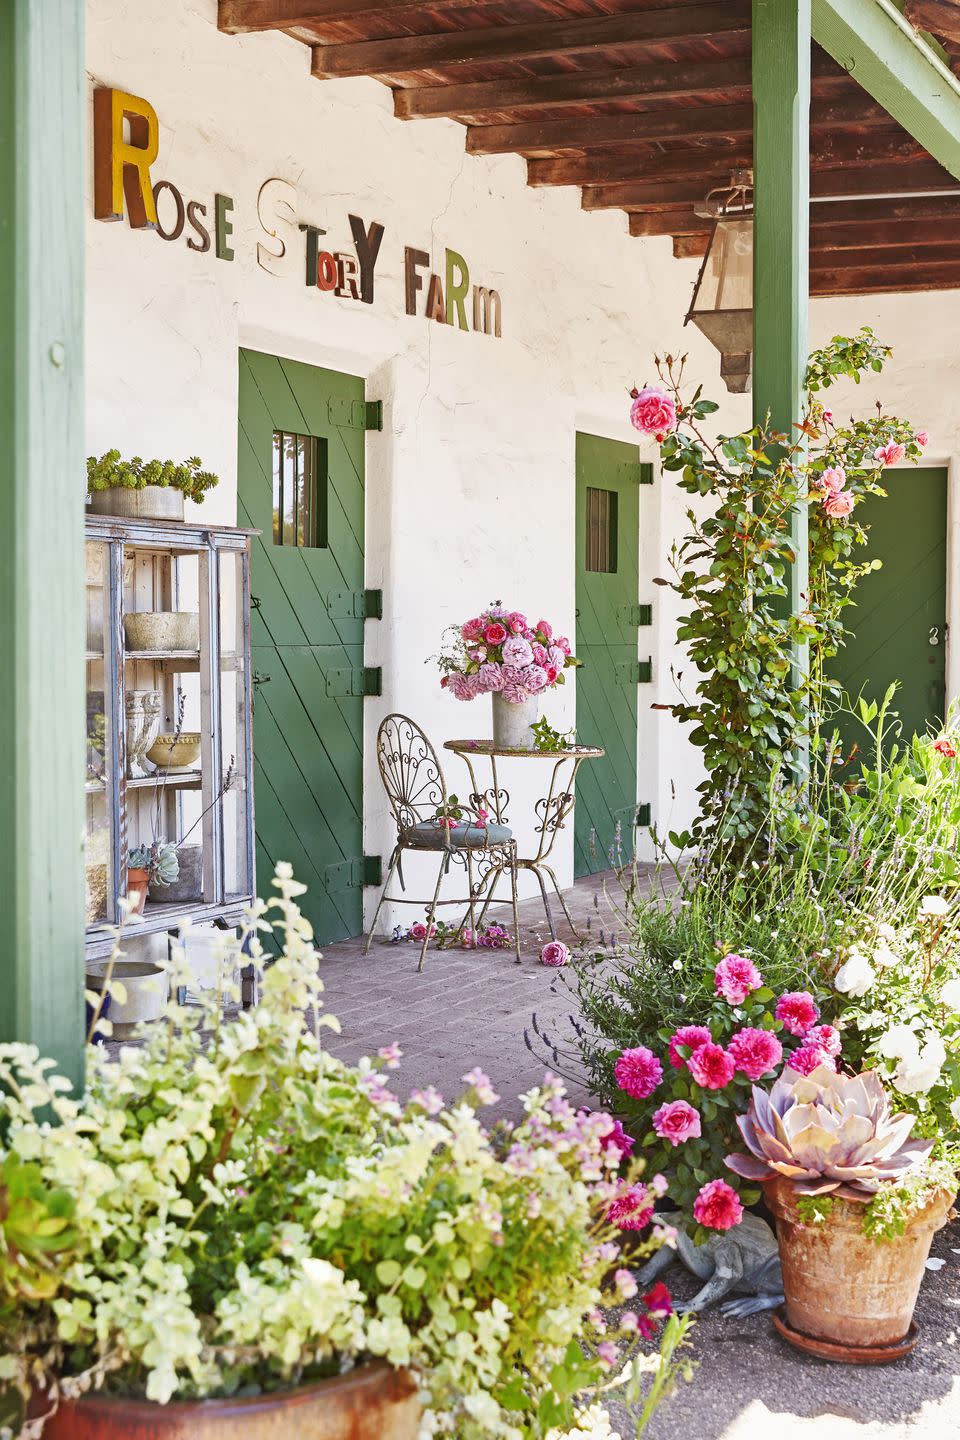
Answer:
[685,173,754,394]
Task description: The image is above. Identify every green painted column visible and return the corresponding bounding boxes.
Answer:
[752,0,811,692]
[0,1,86,1089]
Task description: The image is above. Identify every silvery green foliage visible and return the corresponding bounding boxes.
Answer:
[0,866,687,1440]
[726,1066,932,1201]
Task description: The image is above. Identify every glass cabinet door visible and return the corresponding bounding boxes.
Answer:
[218,545,253,905]
[85,539,114,925]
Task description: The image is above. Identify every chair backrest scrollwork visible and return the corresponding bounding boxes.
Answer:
[375,713,447,833]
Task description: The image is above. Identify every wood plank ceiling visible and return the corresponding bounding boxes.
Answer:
[219,0,960,296]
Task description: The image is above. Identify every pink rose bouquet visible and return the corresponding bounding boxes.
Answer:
[437,603,578,704]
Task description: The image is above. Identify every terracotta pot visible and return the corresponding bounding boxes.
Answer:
[42,1364,420,1440]
[126,867,150,915]
[764,1176,954,1350]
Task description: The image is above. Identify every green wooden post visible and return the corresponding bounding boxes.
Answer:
[752,0,811,708]
[0,1,86,1089]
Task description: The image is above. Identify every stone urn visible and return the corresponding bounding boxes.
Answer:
[41,1363,421,1440]
[492,692,539,749]
[88,485,184,521]
[764,1175,954,1362]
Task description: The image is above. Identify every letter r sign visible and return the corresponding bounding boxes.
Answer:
[93,87,160,228]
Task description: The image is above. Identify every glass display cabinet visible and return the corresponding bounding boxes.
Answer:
[84,514,255,959]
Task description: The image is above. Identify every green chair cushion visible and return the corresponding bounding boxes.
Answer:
[406,821,512,850]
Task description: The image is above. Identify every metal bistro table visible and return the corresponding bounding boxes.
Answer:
[443,739,604,941]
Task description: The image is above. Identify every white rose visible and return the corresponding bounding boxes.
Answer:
[895,1033,946,1095]
[834,950,876,998]
[872,945,899,970]
[950,1098,960,1127]
[920,895,950,918]
[877,1024,920,1061]
[940,979,960,1011]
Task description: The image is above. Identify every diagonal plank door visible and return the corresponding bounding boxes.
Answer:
[237,349,367,942]
[574,433,645,875]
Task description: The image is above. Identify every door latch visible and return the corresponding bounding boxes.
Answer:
[929,626,941,647]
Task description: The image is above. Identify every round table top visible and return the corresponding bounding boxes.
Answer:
[443,739,604,760]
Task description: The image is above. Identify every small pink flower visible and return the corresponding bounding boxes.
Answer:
[650,1173,668,1198]
[728,1027,783,1081]
[596,1340,619,1370]
[602,1119,635,1160]
[822,408,834,425]
[916,430,929,447]
[614,1046,663,1100]
[787,1044,836,1076]
[409,1086,444,1115]
[818,466,846,493]
[410,921,434,940]
[807,1024,841,1058]
[615,1268,638,1299]
[378,1042,402,1070]
[693,1179,743,1232]
[621,1310,640,1333]
[775,991,819,1037]
[824,489,855,519]
[714,953,762,1004]
[651,1099,702,1147]
[535,619,553,641]
[630,386,677,439]
[540,940,569,967]
[484,622,508,646]
[605,1184,654,1231]
[461,617,484,641]
[462,1067,499,1106]
[688,1041,736,1091]
[668,1024,713,1068]
[874,440,906,467]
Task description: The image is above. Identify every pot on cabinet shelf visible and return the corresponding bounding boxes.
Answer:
[41,1362,421,1440]
[126,867,150,915]
[763,1175,954,1361]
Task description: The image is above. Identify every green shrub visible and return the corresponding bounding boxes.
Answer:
[87,451,218,505]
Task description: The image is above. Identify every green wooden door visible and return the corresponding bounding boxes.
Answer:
[574,433,646,876]
[830,466,947,746]
[238,350,369,942]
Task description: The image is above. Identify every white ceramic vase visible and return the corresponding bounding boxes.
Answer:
[492,692,539,750]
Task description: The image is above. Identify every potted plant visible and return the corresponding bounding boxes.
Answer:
[727,1065,955,1361]
[437,604,578,749]
[127,841,179,914]
[3,865,690,1440]
[87,451,219,521]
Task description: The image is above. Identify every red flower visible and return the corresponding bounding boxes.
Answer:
[615,1046,663,1100]
[775,991,819,1037]
[693,1179,743,1231]
[605,1185,654,1231]
[668,1024,712,1069]
[484,622,508,646]
[787,1044,835,1076]
[728,1027,783,1081]
[687,1041,736,1091]
[935,738,957,760]
[643,1281,673,1318]
[602,1119,635,1160]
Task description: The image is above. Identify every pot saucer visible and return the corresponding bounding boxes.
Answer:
[772,1307,918,1365]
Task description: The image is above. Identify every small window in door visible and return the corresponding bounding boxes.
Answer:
[585,486,618,573]
[272,431,328,548]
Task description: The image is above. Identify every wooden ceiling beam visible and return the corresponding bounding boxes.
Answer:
[810,241,960,267]
[630,192,960,237]
[311,4,752,80]
[218,0,479,30]
[811,263,960,294]
[526,131,922,186]
[585,162,960,210]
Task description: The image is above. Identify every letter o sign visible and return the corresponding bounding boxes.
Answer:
[152,179,186,241]
[317,250,338,291]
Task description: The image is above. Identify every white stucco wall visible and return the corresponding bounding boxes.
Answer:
[86,0,960,924]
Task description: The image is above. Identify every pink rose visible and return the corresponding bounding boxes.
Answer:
[531,643,548,666]
[555,636,571,656]
[688,1041,736,1091]
[448,673,474,701]
[605,1184,654,1231]
[693,1178,743,1231]
[502,636,533,668]
[668,1024,712,1069]
[477,662,504,692]
[807,1023,841,1058]
[501,665,525,686]
[787,1044,836,1076]
[728,1027,783,1081]
[520,664,549,693]
[630,386,677,439]
[818,466,846,493]
[544,665,559,685]
[547,645,565,669]
[874,440,906,467]
[484,622,508,646]
[916,430,929,447]
[823,489,855,518]
[714,954,762,1005]
[500,682,528,704]
[540,940,569,967]
[652,1099,702,1147]
[822,408,834,424]
[602,1119,635,1160]
[614,1045,663,1100]
[775,991,819,1037]
[507,611,528,634]
[535,619,553,641]
[461,617,484,641]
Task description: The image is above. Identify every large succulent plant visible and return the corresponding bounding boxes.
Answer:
[726,1066,933,1202]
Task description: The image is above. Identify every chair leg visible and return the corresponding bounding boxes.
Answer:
[509,843,521,964]
[365,845,400,955]
[467,852,478,941]
[419,853,447,973]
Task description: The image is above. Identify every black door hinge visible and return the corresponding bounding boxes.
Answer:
[327,398,383,431]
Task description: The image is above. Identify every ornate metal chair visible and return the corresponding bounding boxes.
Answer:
[366,713,520,969]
